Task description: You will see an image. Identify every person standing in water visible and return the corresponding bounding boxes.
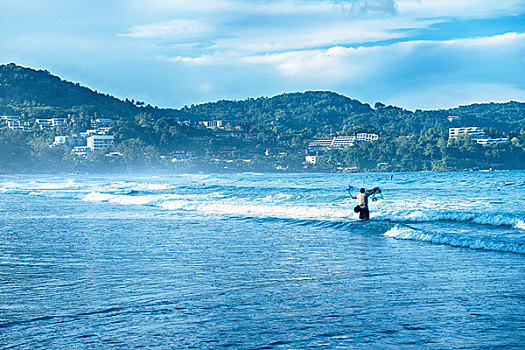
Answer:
[353,188,377,220]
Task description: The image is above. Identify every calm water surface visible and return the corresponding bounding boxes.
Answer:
[1,171,524,348]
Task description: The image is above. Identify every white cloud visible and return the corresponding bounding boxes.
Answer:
[127,0,232,13]
[157,54,220,64]
[396,0,525,19]
[127,0,397,16]
[118,19,213,39]
[209,18,425,54]
[239,32,525,80]
[120,0,525,61]
[442,31,525,47]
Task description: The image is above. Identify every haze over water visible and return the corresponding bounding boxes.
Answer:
[1,171,524,348]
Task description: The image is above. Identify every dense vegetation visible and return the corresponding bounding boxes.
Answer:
[0,63,524,173]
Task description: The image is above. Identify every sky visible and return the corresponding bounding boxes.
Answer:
[1,0,524,110]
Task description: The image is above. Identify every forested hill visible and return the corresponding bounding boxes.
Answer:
[1,63,524,135]
[1,63,525,172]
[181,91,373,131]
[0,63,177,120]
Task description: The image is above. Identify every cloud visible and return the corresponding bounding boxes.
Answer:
[396,0,525,19]
[208,17,425,54]
[118,19,213,39]
[120,0,525,63]
[157,54,221,64]
[128,0,398,16]
[333,0,397,15]
[239,32,525,80]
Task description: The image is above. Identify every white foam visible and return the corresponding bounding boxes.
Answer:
[82,192,164,206]
[82,192,115,202]
[133,183,173,191]
[159,200,196,211]
[384,225,525,254]
[374,210,525,230]
[514,219,525,230]
[110,195,160,206]
[34,180,82,190]
[191,202,349,220]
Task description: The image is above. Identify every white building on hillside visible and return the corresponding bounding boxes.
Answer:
[71,146,89,156]
[448,127,485,139]
[52,135,86,147]
[305,155,320,165]
[80,129,98,138]
[201,120,223,128]
[475,137,510,146]
[87,135,114,151]
[51,118,68,128]
[308,134,379,153]
[1,115,20,123]
[91,118,114,127]
[7,120,32,131]
[36,118,68,130]
[356,133,379,141]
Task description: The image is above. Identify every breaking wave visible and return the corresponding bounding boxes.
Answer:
[374,210,525,230]
[384,226,525,255]
[78,190,524,231]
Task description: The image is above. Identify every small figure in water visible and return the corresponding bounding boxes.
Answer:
[353,187,377,220]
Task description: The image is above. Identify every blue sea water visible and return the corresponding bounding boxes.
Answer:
[0,171,524,349]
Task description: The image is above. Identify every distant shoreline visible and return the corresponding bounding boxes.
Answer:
[1,167,522,177]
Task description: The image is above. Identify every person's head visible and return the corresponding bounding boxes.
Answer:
[360,188,365,193]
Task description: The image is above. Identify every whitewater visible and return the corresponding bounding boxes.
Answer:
[1,171,524,348]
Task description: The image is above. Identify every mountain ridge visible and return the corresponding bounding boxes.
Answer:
[1,62,523,119]
[1,62,524,174]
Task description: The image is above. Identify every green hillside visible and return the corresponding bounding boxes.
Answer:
[0,63,524,173]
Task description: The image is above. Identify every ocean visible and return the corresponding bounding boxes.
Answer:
[1,171,524,349]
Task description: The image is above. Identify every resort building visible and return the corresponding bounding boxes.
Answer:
[91,118,114,127]
[201,120,223,128]
[448,127,509,146]
[474,138,510,146]
[52,135,86,147]
[308,136,356,151]
[0,115,20,123]
[308,134,378,153]
[96,127,112,135]
[87,135,114,151]
[356,133,379,142]
[80,129,98,138]
[7,120,32,131]
[448,127,485,139]
[71,146,89,156]
[305,155,320,165]
[35,118,68,130]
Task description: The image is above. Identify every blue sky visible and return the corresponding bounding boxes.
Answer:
[1,0,524,110]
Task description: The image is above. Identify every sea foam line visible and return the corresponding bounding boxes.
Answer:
[374,210,525,230]
[384,225,525,255]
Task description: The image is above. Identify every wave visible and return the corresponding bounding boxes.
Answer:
[159,200,350,220]
[2,178,524,232]
[373,210,525,230]
[81,191,229,207]
[77,191,525,231]
[384,225,525,255]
